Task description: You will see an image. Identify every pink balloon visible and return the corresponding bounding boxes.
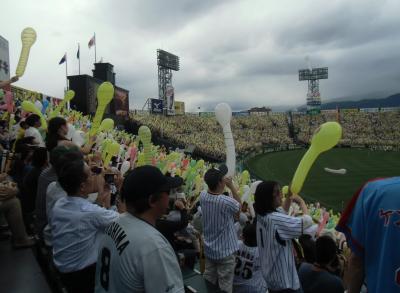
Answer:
[130,146,137,162]
[0,91,13,112]
[5,91,14,113]
[317,212,330,236]
[182,159,189,169]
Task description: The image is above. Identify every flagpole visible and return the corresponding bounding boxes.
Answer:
[94,32,97,63]
[65,54,68,90]
[78,43,81,75]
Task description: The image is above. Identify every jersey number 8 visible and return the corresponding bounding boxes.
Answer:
[100,248,111,291]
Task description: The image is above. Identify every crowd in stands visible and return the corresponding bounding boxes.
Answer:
[132,109,400,160]
[0,76,398,292]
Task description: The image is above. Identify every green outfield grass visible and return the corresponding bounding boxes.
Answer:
[246,148,400,211]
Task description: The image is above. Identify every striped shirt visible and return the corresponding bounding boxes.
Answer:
[256,211,305,291]
[200,191,240,260]
[233,240,267,293]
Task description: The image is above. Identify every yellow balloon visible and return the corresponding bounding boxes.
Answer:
[311,122,342,153]
[241,170,250,185]
[21,100,47,129]
[49,90,75,118]
[104,142,120,167]
[138,126,152,165]
[16,27,37,77]
[99,118,114,131]
[282,185,289,197]
[291,122,342,194]
[90,82,114,136]
[136,153,145,167]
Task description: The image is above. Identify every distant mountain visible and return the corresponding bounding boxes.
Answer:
[321,93,400,110]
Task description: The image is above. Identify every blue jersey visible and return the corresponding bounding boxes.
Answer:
[336,177,400,293]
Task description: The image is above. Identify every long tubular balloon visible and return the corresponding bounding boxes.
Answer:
[49,90,75,118]
[21,100,47,129]
[138,126,152,165]
[215,103,236,177]
[291,122,342,194]
[16,27,37,77]
[90,82,114,136]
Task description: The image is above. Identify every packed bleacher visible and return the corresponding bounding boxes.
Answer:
[0,76,399,292]
[131,109,400,161]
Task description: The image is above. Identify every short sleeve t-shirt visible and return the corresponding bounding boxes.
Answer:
[233,240,267,293]
[200,191,240,260]
[336,177,400,292]
[95,213,184,293]
[298,262,344,293]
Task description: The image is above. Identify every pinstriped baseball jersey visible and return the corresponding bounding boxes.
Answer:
[256,212,305,290]
[200,191,240,260]
[233,240,267,293]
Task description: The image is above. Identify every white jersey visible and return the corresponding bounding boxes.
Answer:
[200,191,240,260]
[25,126,45,147]
[233,241,267,293]
[95,213,184,293]
[256,211,306,291]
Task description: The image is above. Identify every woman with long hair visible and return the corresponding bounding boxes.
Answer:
[254,181,312,293]
[46,117,94,153]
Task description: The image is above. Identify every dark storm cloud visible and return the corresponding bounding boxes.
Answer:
[98,0,233,34]
[2,0,400,112]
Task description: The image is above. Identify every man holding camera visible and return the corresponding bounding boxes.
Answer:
[49,159,119,293]
[200,164,241,293]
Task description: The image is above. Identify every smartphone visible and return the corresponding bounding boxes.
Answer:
[104,173,115,184]
[91,166,102,175]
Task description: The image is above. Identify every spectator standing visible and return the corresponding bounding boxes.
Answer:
[95,166,185,293]
[254,181,312,293]
[336,177,400,293]
[200,164,241,293]
[50,159,118,293]
[233,222,267,293]
[24,114,45,147]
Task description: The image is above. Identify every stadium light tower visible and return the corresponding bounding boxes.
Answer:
[299,60,328,115]
[157,49,180,115]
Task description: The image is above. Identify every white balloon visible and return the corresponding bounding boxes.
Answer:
[215,103,232,126]
[241,185,251,202]
[249,180,262,197]
[324,167,347,175]
[34,100,43,112]
[120,160,130,175]
[215,103,236,176]
[66,123,75,140]
[72,130,85,147]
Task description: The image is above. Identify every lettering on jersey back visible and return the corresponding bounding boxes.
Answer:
[105,222,130,255]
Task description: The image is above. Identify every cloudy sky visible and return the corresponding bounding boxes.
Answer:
[2,0,400,111]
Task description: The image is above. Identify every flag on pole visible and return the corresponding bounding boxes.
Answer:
[88,35,95,48]
[77,44,80,59]
[59,53,67,65]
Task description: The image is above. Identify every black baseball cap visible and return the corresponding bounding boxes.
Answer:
[121,166,183,202]
[204,164,228,187]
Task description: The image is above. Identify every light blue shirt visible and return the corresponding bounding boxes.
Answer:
[337,177,400,293]
[200,191,240,260]
[50,196,119,273]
